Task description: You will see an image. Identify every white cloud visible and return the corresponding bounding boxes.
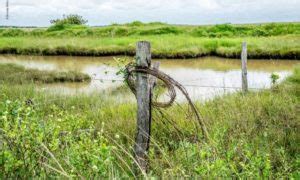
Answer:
[0,0,299,26]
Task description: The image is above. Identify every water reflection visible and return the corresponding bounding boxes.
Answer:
[0,55,298,101]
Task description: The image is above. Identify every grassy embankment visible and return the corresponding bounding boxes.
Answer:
[0,22,299,59]
[0,63,91,83]
[0,63,299,178]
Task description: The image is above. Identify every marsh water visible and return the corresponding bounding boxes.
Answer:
[0,55,298,101]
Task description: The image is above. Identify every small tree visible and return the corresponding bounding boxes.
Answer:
[50,14,88,25]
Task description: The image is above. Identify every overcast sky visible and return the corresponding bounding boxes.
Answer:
[0,0,299,26]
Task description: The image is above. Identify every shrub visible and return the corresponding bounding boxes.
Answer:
[50,14,88,25]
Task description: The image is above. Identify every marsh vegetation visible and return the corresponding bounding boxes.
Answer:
[0,63,91,84]
[0,66,299,178]
[0,22,299,59]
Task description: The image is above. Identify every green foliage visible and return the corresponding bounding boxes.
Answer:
[47,14,88,32]
[0,24,297,59]
[287,65,300,84]
[191,23,300,37]
[0,34,299,59]
[0,100,116,178]
[47,24,88,33]
[147,22,168,26]
[0,63,91,84]
[0,22,299,59]
[47,23,66,32]
[0,28,26,37]
[0,65,299,178]
[270,73,280,84]
[50,14,88,25]
[1,22,300,38]
[125,21,144,26]
[138,27,183,35]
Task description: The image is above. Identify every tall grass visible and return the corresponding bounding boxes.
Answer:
[0,63,91,83]
[0,66,299,178]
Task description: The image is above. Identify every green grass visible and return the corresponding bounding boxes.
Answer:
[0,22,299,59]
[0,64,299,178]
[0,63,91,83]
[0,35,299,59]
[1,22,300,38]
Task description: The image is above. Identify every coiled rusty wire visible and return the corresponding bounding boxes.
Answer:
[124,63,210,141]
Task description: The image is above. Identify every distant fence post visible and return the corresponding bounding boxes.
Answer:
[241,42,248,93]
[134,41,152,173]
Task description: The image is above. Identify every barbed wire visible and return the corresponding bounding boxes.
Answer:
[93,78,123,82]
[182,84,269,90]
[23,72,296,109]
[183,75,238,83]
[92,77,270,90]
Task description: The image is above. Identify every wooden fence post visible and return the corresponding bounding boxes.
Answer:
[134,41,152,173]
[241,42,248,93]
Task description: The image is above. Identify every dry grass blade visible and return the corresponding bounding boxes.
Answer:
[40,142,70,177]
[40,162,72,178]
[105,135,148,178]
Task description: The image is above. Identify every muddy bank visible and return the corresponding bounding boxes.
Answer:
[0,47,299,60]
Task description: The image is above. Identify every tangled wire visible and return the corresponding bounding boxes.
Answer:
[124,63,210,141]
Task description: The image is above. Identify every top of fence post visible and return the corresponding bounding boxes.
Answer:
[136,41,151,67]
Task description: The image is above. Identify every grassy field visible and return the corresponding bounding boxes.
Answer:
[0,63,299,178]
[0,63,91,83]
[0,22,299,59]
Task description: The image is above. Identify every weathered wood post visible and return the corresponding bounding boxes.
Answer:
[241,42,248,93]
[134,41,152,173]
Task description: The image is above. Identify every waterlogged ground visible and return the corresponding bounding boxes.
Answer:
[0,55,298,102]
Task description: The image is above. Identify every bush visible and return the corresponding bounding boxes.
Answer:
[50,14,88,25]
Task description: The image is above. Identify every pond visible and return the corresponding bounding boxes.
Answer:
[0,55,298,102]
